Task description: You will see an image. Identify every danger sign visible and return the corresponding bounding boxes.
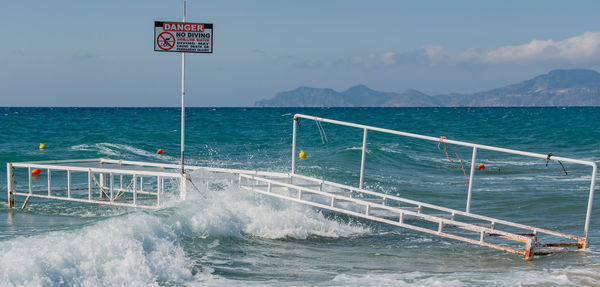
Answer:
[154,21,213,53]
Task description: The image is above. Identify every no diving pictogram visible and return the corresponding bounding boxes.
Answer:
[157,32,175,51]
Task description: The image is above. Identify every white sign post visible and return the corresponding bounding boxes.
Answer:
[154,3,214,183]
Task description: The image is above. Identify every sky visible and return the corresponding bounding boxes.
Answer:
[2,0,600,107]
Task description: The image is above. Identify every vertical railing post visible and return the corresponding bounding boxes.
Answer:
[359,128,368,189]
[47,169,51,196]
[133,174,137,205]
[109,173,114,203]
[180,174,187,200]
[67,170,71,198]
[7,163,14,208]
[28,167,32,195]
[583,163,597,247]
[466,147,478,213]
[291,117,297,174]
[99,173,104,198]
[156,176,161,207]
[88,170,92,200]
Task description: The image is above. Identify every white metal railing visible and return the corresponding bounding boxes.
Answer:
[291,114,597,247]
[6,158,290,209]
[6,159,182,209]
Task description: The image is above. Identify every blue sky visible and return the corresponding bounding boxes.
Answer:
[2,0,600,106]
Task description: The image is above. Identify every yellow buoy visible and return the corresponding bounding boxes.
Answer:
[299,150,306,159]
[39,143,46,150]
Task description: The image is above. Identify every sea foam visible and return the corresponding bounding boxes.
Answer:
[0,169,368,286]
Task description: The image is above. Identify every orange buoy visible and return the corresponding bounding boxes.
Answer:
[39,143,46,150]
[477,164,486,170]
[32,169,42,175]
[157,149,163,154]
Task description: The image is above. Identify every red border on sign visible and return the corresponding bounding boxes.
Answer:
[157,32,176,51]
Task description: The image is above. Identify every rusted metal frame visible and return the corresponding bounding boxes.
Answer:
[292,114,595,243]
[291,175,580,253]
[540,242,581,248]
[290,173,582,242]
[241,174,532,243]
[241,183,529,258]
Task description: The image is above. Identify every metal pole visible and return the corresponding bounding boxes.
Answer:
[88,171,91,200]
[47,169,51,196]
[67,170,71,198]
[133,175,137,205]
[466,147,477,213]
[7,163,13,208]
[291,118,297,174]
[359,128,368,189]
[583,163,597,247]
[28,167,32,195]
[180,0,187,174]
[109,173,114,202]
[157,176,161,207]
[99,172,103,198]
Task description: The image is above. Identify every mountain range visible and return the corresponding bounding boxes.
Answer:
[254,69,600,107]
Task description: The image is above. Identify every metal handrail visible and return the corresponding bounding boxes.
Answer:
[6,160,183,209]
[6,158,293,209]
[291,114,597,247]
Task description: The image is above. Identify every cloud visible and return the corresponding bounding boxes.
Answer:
[283,32,600,71]
[423,31,600,65]
[349,52,397,69]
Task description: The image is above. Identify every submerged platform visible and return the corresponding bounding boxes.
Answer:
[6,114,597,260]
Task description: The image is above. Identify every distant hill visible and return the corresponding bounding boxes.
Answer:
[254,69,600,107]
[255,84,438,107]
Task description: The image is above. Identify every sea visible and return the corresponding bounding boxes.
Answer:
[0,107,599,286]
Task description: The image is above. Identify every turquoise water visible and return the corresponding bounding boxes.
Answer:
[0,107,599,286]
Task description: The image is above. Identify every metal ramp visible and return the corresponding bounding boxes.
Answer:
[6,114,597,260]
[239,173,585,259]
